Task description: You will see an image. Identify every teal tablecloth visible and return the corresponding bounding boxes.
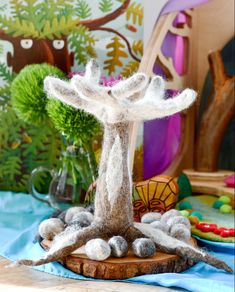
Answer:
[0,191,234,291]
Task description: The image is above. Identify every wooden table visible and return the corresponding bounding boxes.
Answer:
[0,256,178,292]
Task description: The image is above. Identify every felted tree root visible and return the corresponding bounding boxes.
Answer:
[17,60,232,273]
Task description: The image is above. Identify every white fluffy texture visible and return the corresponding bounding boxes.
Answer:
[64,207,86,224]
[170,224,191,243]
[166,216,191,231]
[150,220,168,232]
[141,212,162,224]
[44,59,197,124]
[105,134,123,207]
[38,218,64,240]
[111,73,148,100]
[71,211,94,224]
[128,89,197,121]
[160,209,181,223]
[47,229,81,255]
[84,59,100,84]
[85,238,111,261]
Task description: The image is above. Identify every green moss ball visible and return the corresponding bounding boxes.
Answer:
[220,204,232,214]
[218,196,231,204]
[180,210,190,217]
[191,211,203,220]
[11,63,65,125]
[213,200,224,209]
[178,201,192,210]
[46,99,101,145]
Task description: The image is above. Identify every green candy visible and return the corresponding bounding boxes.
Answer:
[191,211,203,220]
[218,196,231,204]
[220,204,232,214]
[180,210,190,217]
[178,201,192,210]
[213,200,224,209]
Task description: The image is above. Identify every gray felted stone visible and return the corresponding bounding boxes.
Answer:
[38,218,64,240]
[85,238,111,261]
[108,236,128,258]
[167,215,191,231]
[86,204,94,214]
[150,221,168,232]
[69,211,94,228]
[132,238,156,258]
[170,223,191,242]
[141,212,162,224]
[160,209,181,223]
[64,207,86,224]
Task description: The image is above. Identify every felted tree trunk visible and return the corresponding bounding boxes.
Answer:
[94,122,133,234]
[16,60,232,274]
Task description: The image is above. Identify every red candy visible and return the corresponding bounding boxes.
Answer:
[229,228,235,236]
[214,228,225,235]
[196,223,235,237]
[196,223,217,232]
[220,230,231,237]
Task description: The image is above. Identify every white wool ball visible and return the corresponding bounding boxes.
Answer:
[170,223,191,243]
[71,211,94,226]
[141,212,162,224]
[64,206,86,224]
[85,238,111,261]
[167,216,191,230]
[160,209,181,223]
[150,221,168,232]
[38,218,64,240]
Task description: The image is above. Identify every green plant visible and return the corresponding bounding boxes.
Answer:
[46,98,101,146]
[11,63,65,125]
[99,0,113,13]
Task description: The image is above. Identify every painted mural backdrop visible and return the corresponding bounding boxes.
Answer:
[0,0,143,192]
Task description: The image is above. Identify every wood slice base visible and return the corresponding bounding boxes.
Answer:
[41,238,197,280]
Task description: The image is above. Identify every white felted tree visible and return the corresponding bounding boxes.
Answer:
[17,60,232,273]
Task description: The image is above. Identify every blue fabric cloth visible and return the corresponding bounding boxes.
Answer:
[0,191,234,291]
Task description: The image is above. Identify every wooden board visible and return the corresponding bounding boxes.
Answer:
[41,238,197,280]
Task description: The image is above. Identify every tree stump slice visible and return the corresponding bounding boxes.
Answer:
[41,238,197,280]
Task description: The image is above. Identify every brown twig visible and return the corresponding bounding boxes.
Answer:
[80,0,131,30]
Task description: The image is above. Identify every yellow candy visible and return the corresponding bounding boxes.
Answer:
[188,216,199,225]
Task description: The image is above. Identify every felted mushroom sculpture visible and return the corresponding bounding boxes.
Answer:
[17,60,232,273]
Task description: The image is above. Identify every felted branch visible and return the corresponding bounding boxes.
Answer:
[111,73,148,100]
[44,76,105,120]
[127,88,197,121]
[135,223,233,273]
[17,224,101,266]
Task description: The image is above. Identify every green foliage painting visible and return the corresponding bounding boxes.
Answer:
[0,0,143,192]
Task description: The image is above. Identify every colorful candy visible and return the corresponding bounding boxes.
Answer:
[218,195,231,204]
[196,223,235,237]
[178,201,192,210]
[219,204,232,214]
[191,211,203,220]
